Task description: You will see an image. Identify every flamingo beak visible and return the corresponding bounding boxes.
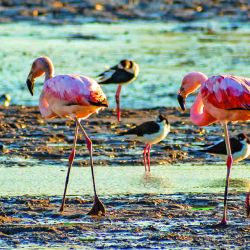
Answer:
[177,94,186,111]
[26,71,35,96]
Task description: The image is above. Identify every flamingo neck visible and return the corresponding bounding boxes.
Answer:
[44,62,54,81]
[190,92,216,126]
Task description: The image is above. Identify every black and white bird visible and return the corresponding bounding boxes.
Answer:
[120,115,170,172]
[0,94,11,107]
[97,59,139,122]
[198,133,250,162]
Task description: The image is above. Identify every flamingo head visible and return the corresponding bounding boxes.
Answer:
[177,72,208,111]
[26,56,54,96]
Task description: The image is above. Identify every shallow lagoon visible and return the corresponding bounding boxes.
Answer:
[1,20,250,108]
[1,20,250,249]
[1,163,249,196]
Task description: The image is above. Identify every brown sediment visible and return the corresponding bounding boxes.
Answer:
[0,215,21,224]
[0,194,249,248]
[0,0,249,24]
[0,106,249,248]
[0,105,249,167]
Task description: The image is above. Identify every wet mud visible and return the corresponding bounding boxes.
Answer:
[0,105,249,167]
[0,0,249,24]
[1,106,250,248]
[0,194,249,248]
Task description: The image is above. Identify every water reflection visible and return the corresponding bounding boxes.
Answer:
[0,163,249,196]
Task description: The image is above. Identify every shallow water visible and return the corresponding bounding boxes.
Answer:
[1,162,249,196]
[1,20,250,108]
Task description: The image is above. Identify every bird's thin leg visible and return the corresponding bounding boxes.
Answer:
[220,123,233,225]
[76,119,105,216]
[115,85,122,122]
[59,120,79,212]
[146,144,152,172]
[143,144,149,172]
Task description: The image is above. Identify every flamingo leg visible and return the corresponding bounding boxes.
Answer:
[220,123,233,225]
[115,85,122,122]
[59,120,79,212]
[246,192,250,217]
[143,144,149,172]
[146,144,152,172]
[76,119,105,216]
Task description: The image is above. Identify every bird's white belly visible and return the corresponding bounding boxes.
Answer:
[215,143,250,162]
[137,125,170,144]
[233,143,250,162]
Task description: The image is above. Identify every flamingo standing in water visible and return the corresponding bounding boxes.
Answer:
[97,59,139,122]
[26,56,108,215]
[177,72,250,225]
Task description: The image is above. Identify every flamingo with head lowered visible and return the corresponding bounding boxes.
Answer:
[177,72,250,225]
[26,56,108,216]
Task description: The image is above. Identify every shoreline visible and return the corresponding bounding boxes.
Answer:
[0,105,250,167]
[0,1,249,25]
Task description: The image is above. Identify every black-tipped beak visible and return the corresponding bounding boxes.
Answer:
[101,101,109,108]
[26,78,34,96]
[177,94,186,111]
[89,99,109,108]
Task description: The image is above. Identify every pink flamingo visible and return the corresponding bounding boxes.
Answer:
[26,56,108,215]
[178,72,250,225]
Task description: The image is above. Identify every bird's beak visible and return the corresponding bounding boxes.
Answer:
[101,98,109,107]
[89,99,109,108]
[26,71,35,96]
[177,93,186,111]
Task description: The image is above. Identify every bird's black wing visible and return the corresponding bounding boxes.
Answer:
[199,138,243,155]
[120,121,160,137]
[98,66,134,84]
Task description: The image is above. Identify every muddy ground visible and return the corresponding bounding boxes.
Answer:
[0,106,249,166]
[0,0,249,24]
[1,106,250,248]
[0,105,250,167]
[0,194,250,248]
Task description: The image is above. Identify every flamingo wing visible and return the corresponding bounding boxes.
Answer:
[201,75,250,110]
[44,74,107,106]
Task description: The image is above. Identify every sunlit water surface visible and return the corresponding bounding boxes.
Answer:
[0,20,250,108]
[0,161,249,196]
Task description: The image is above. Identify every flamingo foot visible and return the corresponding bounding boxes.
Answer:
[87,195,106,216]
[218,218,227,226]
[59,204,65,213]
[207,218,228,228]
